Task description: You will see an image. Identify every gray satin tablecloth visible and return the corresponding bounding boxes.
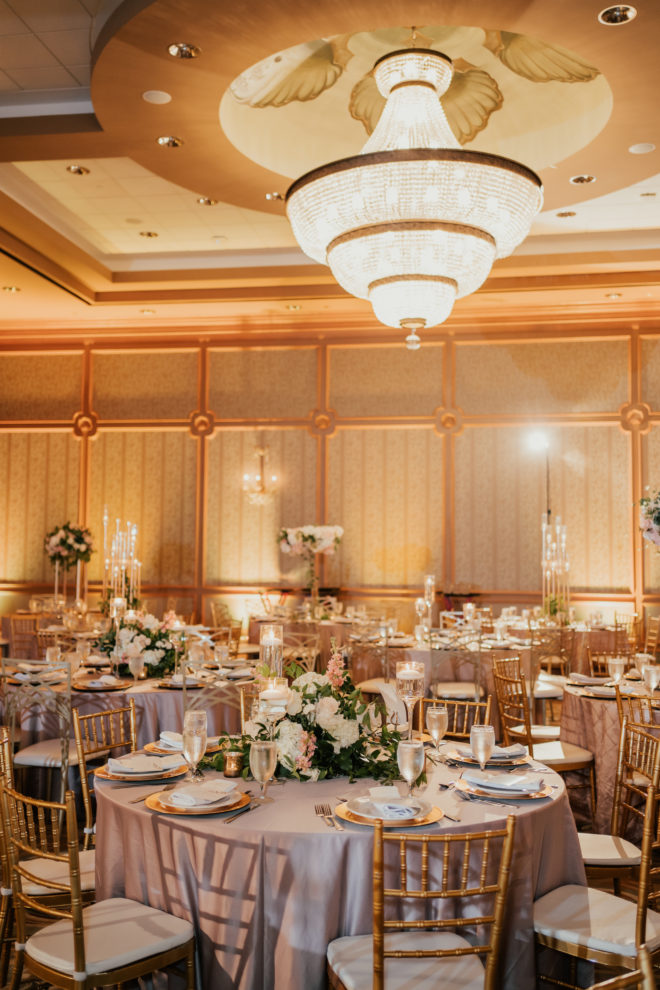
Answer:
[95,764,585,990]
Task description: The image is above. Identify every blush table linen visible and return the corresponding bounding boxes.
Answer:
[95,764,585,990]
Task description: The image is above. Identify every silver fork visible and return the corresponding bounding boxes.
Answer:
[128,782,177,805]
[315,803,338,829]
[321,803,344,831]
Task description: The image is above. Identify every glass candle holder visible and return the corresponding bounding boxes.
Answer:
[260,623,284,676]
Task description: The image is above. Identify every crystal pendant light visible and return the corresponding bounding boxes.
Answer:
[286,48,544,346]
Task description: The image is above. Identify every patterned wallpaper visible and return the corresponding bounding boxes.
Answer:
[0,334,654,614]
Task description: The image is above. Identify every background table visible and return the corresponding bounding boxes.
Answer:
[96,764,585,990]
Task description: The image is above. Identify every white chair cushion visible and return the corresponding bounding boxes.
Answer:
[537,672,569,688]
[531,740,593,767]
[432,682,483,700]
[533,681,563,699]
[14,738,79,768]
[534,884,660,958]
[327,931,487,990]
[578,833,641,867]
[26,896,193,976]
[509,724,561,741]
[22,849,96,896]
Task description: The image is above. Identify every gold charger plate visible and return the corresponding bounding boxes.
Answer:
[94,763,188,782]
[334,802,443,828]
[145,789,250,816]
[444,749,529,768]
[73,680,131,692]
[455,780,552,802]
[144,741,222,755]
[157,681,203,690]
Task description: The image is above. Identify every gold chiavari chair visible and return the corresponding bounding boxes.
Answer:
[326,816,516,990]
[590,651,631,678]
[210,600,231,626]
[586,946,654,989]
[579,718,660,893]
[430,632,486,703]
[615,613,642,656]
[72,700,137,850]
[1,787,195,990]
[418,695,492,740]
[493,656,597,823]
[8,615,39,660]
[644,616,660,657]
[614,687,655,728]
[534,780,660,985]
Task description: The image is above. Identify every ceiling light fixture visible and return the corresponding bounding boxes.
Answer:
[140,308,156,315]
[556,211,577,217]
[143,90,171,105]
[598,5,637,25]
[139,231,158,238]
[168,42,201,59]
[156,135,183,148]
[2,285,20,293]
[629,143,656,155]
[606,292,622,299]
[570,174,596,184]
[286,304,301,311]
[197,197,217,206]
[265,191,284,201]
[66,164,89,175]
[285,49,543,347]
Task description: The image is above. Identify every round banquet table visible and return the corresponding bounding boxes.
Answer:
[95,763,585,990]
[560,683,659,833]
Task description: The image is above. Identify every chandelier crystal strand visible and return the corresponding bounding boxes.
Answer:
[286,49,543,345]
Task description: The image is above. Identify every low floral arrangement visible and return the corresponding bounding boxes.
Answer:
[95,613,179,679]
[44,523,94,569]
[212,644,403,782]
[640,490,660,548]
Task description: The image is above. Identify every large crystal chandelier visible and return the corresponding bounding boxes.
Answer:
[286,48,544,348]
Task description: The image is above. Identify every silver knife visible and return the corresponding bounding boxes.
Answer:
[224,801,258,823]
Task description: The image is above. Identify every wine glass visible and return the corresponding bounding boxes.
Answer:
[396,661,425,740]
[425,705,448,756]
[397,739,425,798]
[250,740,277,803]
[45,645,61,668]
[642,664,660,696]
[187,642,205,681]
[182,710,207,781]
[607,658,626,686]
[470,725,495,773]
[127,652,145,684]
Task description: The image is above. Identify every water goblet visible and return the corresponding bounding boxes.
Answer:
[470,724,495,773]
[250,740,278,803]
[127,653,145,684]
[182,710,207,782]
[395,661,425,741]
[397,739,425,798]
[642,664,660,696]
[425,705,448,756]
[214,642,230,668]
[45,645,61,668]
[187,642,205,680]
[607,658,626,686]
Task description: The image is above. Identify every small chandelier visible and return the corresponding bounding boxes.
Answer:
[243,446,278,506]
[286,48,543,348]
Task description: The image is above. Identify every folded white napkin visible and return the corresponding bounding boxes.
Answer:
[463,769,543,793]
[14,669,64,683]
[456,742,526,760]
[378,683,409,727]
[585,685,616,697]
[167,780,237,808]
[107,754,181,774]
[218,666,254,679]
[435,791,462,821]
[569,673,609,685]
[85,674,122,689]
[369,785,401,801]
[85,654,110,666]
[158,731,219,751]
[19,662,48,672]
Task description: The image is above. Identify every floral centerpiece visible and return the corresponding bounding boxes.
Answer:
[212,644,404,782]
[44,522,94,601]
[640,489,660,548]
[278,524,343,605]
[95,613,179,679]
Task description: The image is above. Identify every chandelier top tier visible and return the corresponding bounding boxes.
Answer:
[286,48,543,347]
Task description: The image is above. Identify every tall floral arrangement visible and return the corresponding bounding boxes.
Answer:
[44,523,94,569]
[278,525,343,597]
[640,490,660,548]
[213,644,402,782]
[96,613,178,679]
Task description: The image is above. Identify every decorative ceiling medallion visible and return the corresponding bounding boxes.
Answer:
[189,411,215,436]
[309,408,337,436]
[434,407,464,435]
[619,401,651,434]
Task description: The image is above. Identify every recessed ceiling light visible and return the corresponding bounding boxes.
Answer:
[570,174,596,184]
[66,164,89,175]
[265,192,284,201]
[196,197,217,206]
[139,231,158,238]
[598,5,637,25]
[629,143,656,155]
[167,42,201,59]
[2,285,20,293]
[125,217,143,224]
[641,191,657,198]
[556,211,576,218]
[211,234,227,243]
[606,292,622,299]
[156,135,183,148]
[287,304,302,311]
[140,308,156,315]
[143,90,171,105]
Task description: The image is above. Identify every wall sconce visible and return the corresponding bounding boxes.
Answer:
[243,445,278,506]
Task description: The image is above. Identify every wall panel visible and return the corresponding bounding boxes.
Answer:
[209,348,317,419]
[0,353,82,420]
[93,350,198,419]
[329,344,444,417]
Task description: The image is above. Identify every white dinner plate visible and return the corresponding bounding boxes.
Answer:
[346,796,431,822]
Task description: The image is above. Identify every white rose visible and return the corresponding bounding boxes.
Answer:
[286,691,302,716]
[315,696,340,730]
[141,614,160,631]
